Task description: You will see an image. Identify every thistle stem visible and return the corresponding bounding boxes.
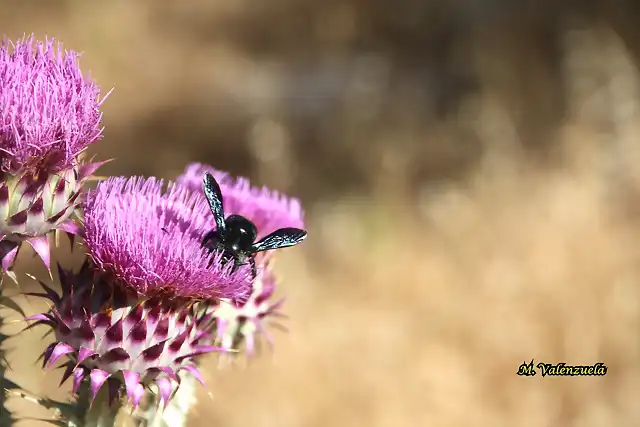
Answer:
[76,382,121,427]
[0,283,14,427]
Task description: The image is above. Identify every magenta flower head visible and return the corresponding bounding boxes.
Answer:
[0,35,109,275]
[27,176,253,409]
[83,176,252,300]
[176,164,307,359]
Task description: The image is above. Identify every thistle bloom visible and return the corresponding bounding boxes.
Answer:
[176,163,305,356]
[83,177,252,300]
[0,35,108,274]
[27,176,253,409]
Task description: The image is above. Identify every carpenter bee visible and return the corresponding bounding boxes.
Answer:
[201,172,307,277]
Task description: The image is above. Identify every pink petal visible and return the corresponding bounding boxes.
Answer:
[77,160,110,181]
[40,343,56,368]
[215,319,229,341]
[122,370,141,403]
[244,330,256,356]
[156,366,178,382]
[76,347,97,367]
[21,315,55,332]
[57,219,84,245]
[89,369,110,403]
[194,345,229,355]
[175,345,229,364]
[45,342,74,367]
[180,365,206,387]
[131,383,145,410]
[27,235,51,272]
[155,377,173,409]
[1,242,19,272]
[24,313,53,322]
[73,367,87,394]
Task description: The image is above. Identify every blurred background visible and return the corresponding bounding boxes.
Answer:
[1,0,640,426]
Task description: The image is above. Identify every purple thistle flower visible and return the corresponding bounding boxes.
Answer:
[0,35,105,173]
[83,176,253,301]
[26,261,222,410]
[0,35,109,275]
[176,163,305,239]
[24,177,258,409]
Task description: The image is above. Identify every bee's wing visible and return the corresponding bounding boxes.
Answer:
[252,228,307,253]
[203,172,226,233]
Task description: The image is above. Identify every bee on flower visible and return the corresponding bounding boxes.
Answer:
[176,163,307,358]
[27,177,254,409]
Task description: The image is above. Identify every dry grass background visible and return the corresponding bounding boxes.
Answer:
[1,1,640,426]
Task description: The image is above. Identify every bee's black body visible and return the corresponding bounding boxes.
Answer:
[201,214,259,276]
[201,172,307,278]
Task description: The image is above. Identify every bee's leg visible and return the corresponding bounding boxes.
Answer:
[221,252,236,269]
[203,233,232,269]
[248,256,257,278]
[233,256,257,278]
[202,230,221,252]
[201,231,214,246]
[224,253,243,273]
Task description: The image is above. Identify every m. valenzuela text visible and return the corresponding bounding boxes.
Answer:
[517,360,607,377]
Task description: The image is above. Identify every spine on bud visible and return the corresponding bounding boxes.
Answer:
[132,371,198,427]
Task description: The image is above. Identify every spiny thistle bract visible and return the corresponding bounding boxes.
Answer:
[176,163,305,356]
[26,176,254,411]
[0,35,109,277]
[29,262,215,411]
[211,263,286,356]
